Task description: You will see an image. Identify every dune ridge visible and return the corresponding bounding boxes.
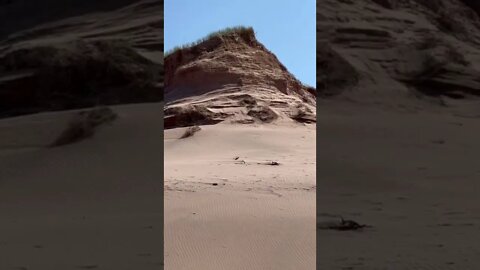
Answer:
[164,27,316,129]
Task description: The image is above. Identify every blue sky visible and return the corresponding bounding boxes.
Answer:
[165,0,316,87]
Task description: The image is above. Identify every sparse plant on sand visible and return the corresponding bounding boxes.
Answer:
[180,126,201,139]
[50,107,117,147]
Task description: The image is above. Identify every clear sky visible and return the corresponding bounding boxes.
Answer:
[165,0,316,87]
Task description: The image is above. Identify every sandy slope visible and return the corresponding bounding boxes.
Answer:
[0,0,163,55]
[0,103,163,270]
[164,123,316,270]
[0,0,142,39]
[316,0,480,268]
[318,100,480,269]
[0,0,163,118]
[317,0,480,100]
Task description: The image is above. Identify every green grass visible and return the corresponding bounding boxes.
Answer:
[165,26,254,57]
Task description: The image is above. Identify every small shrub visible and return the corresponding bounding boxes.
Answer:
[180,126,201,139]
[50,118,95,147]
[50,107,117,147]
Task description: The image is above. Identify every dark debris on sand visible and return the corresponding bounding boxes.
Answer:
[318,216,372,231]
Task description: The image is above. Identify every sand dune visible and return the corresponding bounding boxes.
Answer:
[164,27,315,129]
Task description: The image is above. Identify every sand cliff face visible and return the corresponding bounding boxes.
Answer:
[0,0,163,118]
[164,28,316,128]
[318,0,480,102]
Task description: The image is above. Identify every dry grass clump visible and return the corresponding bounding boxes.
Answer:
[179,126,201,139]
[50,107,117,147]
[165,26,254,56]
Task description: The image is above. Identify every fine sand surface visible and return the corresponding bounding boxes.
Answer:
[318,100,480,269]
[0,103,163,270]
[164,123,316,270]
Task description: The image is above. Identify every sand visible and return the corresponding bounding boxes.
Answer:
[0,103,164,270]
[0,104,315,269]
[318,99,480,269]
[164,123,316,270]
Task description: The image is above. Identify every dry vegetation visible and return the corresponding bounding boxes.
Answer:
[179,126,201,139]
[50,107,117,147]
[165,26,254,57]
